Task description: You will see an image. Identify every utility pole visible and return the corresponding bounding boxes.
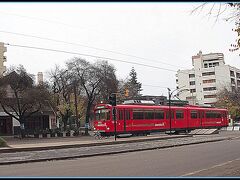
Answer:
[167,86,189,135]
[167,88,172,135]
[109,93,117,141]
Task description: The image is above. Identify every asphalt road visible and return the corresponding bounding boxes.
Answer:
[1,137,240,177]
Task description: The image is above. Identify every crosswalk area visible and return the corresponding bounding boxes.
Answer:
[189,129,219,135]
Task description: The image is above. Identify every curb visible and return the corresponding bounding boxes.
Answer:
[0,136,231,166]
[0,135,192,153]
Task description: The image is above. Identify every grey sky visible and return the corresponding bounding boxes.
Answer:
[0,2,238,96]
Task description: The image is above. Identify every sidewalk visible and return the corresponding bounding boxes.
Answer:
[1,130,239,154]
[0,133,191,153]
[0,132,239,166]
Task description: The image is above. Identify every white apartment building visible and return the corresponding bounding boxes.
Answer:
[176,51,240,106]
[0,42,7,77]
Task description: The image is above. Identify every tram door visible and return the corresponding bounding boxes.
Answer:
[199,110,204,128]
[117,109,124,133]
[167,110,175,130]
[124,109,131,132]
[117,109,131,133]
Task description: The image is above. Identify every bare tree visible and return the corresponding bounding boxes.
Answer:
[191,3,240,54]
[48,65,73,131]
[0,65,51,138]
[96,60,118,102]
[216,87,240,122]
[67,58,118,135]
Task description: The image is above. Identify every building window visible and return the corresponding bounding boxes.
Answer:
[213,62,219,67]
[204,64,208,68]
[202,72,215,76]
[230,71,235,77]
[231,78,235,84]
[190,81,195,85]
[176,79,178,83]
[189,74,195,78]
[203,87,216,91]
[203,79,216,84]
[190,89,196,93]
[204,95,217,98]
[237,80,240,86]
[236,73,240,79]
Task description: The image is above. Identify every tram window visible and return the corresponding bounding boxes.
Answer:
[125,110,130,120]
[176,110,184,119]
[155,110,164,119]
[191,111,198,119]
[206,112,212,118]
[206,111,221,118]
[133,110,144,120]
[216,112,221,118]
[224,112,227,118]
[166,111,174,119]
[118,110,123,120]
[145,111,154,120]
[95,109,110,120]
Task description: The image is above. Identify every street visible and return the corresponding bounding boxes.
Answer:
[1,136,240,177]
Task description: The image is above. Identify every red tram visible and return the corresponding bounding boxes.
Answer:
[93,104,228,136]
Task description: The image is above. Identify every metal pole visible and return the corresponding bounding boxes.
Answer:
[113,107,117,141]
[168,89,172,135]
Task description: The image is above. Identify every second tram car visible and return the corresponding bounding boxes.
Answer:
[93,104,228,136]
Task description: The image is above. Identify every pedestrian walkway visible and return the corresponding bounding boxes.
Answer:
[0,133,239,166]
[189,128,219,135]
[1,130,239,154]
[0,133,191,153]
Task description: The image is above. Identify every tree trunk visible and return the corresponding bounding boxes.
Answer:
[84,102,91,135]
[73,83,80,129]
[20,122,25,139]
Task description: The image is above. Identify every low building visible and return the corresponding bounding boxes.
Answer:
[0,71,58,136]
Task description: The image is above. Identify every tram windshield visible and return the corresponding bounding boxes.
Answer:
[95,109,110,120]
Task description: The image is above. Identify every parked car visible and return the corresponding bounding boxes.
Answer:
[234,122,240,126]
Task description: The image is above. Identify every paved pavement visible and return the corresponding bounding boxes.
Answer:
[0,131,191,153]
[1,130,240,165]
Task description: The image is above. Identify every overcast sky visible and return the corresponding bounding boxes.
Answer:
[0,2,239,96]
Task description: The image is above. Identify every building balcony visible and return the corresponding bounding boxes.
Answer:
[3,56,6,62]
[202,82,216,87]
[203,90,217,96]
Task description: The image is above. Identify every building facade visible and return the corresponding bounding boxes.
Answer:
[0,42,7,77]
[176,51,240,106]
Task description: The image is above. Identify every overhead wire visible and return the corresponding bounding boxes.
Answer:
[4,42,235,87]
[0,30,187,69]
[0,31,232,81]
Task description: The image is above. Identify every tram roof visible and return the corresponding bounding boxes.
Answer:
[95,104,227,111]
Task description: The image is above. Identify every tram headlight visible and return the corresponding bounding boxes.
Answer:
[107,127,110,130]
[93,127,96,130]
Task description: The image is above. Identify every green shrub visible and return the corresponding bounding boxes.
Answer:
[0,137,7,147]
